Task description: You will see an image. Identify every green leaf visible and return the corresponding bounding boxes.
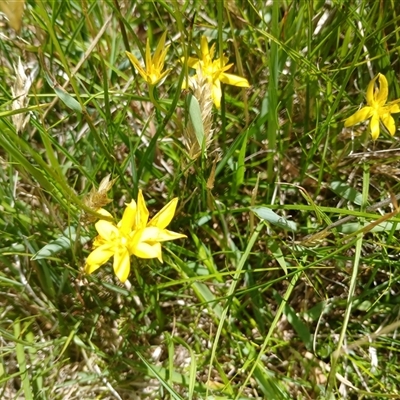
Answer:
[14,320,34,400]
[32,226,91,260]
[284,303,313,350]
[268,239,287,274]
[302,301,328,322]
[251,206,297,231]
[54,87,82,113]
[330,181,363,206]
[236,129,247,186]
[186,93,204,153]
[136,351,185,400]
[338,221,400,233]
[274,292,313,351]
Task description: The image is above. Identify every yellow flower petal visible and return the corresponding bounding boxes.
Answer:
[369,112,380,140]
[136,190,149,229]
[113,248,130,283]
[380,112,396,136]
[200,36,210,59]
[155,228,187,242]
[220,72,250,88]
[218,62,235,73]
[366,74,378,106]
[153,68,171,86]
[119,200,137,235]
[126,51,147,81]
[148,197,178,229]
[157,47,170,70]
[154,31,167,67]
[187,57,200,69]
[212,80,222,108]
[140,226,185,242]
[138,226,160,241]
[93,235,106,248]
[85,245,114,274]
[221,55,230,66]
[344,106,373,127]
[387,102,400,113]
[375,73,389,106]
[95,220,119,241]
[208,42,217,62]
[96,208,113,219]
[145,38,152,73]
[133,241,163,262]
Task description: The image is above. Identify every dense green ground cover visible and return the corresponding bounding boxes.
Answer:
[1,1,400,398]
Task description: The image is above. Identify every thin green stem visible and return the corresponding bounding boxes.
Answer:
[267,0,279,186]
[205,221,265,399]
[148,84,167,115]
[326,162,370,396]
[236,269,301,400]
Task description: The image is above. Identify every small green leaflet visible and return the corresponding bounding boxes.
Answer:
[32,226,91,260]
[330,181,363,206]
[54,87,82,113]
[251,206,297,231]
[43,72,82,113]
[186,93,204,153]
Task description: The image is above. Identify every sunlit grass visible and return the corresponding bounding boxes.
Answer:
[1,1,400,399]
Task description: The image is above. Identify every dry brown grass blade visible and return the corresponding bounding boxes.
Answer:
[0,0,25,32]
[11,58,38,133]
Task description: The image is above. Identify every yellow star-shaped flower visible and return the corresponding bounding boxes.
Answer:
[85,203,137,283]
[344,73,400,140]
[126,31,171,86]
[186,36,250,108]
[129,191,187,263]
[85,190,186,283]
